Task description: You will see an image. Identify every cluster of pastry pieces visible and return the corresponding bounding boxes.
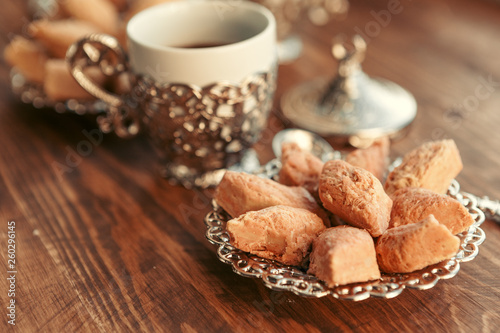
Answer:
[4,0,179,101]
[215,137,474,287]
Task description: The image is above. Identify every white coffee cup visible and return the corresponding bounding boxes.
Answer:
[67,0,278,188]
[127,0,277,86]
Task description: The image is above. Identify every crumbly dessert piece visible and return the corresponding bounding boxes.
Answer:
[308,226,381,286]
[376,215,460,273]
[3,36,47,83]
[345,136,390,182]
[28,19,101,58]
[390,187,474,235]
[215,171,328,224]
[44,59,105,101]
[227,205,326,266]
[278,142,324,194]
[60,0,119,35]
[384,139,463,196]
[319,160,392,237]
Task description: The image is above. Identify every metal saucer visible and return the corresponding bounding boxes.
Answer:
[271,128,340,161]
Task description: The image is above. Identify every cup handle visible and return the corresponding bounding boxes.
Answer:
[66,33,140,138]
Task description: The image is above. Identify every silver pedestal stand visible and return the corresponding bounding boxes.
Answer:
[281,35,417,148]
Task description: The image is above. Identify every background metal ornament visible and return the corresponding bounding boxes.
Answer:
[250,0,349,63]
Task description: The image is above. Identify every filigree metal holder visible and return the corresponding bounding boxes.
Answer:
[281,35,417,147]
[205,159,486,301]
[133,69,277,189]
[305,0,349,25]
[66,33,276,188]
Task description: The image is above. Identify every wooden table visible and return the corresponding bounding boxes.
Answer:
[1,0,500,331]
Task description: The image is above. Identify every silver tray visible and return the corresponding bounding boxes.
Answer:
[9,0,109,115]
[204,159,486,301]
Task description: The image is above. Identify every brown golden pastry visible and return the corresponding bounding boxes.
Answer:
[345,136,390,182]
[278,142,324,194]
[376,215,460,273]
[215,171,329,224]
[227,205,326,266]
[4,36,48,84]
[44,59,105,101]
[308,226,381,286]
[384,139,463,196]
[319,160,392,237]
[390,187,474,235]
[59,0,119,35]
[28,19,101,58]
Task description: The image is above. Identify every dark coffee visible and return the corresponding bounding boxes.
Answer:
[176,42,230,49]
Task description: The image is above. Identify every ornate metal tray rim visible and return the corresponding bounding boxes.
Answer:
[10,69,108,115]
[204,159,486,301]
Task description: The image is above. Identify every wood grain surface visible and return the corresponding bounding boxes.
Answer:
[1,0,500,332]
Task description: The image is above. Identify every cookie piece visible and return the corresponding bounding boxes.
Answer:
[60,0,119,35]
[29,19,101,58]
[390,187,474,235]
[44,59,105,101]
[4,36,47,83]
[227,205,326,266]
[384,139,463,196]
[278,142,324,194]
[376,215,460,273]
[319,160,392,237]
[308,226,381,286]
[215,171,328,224]
[345,136,390,182]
